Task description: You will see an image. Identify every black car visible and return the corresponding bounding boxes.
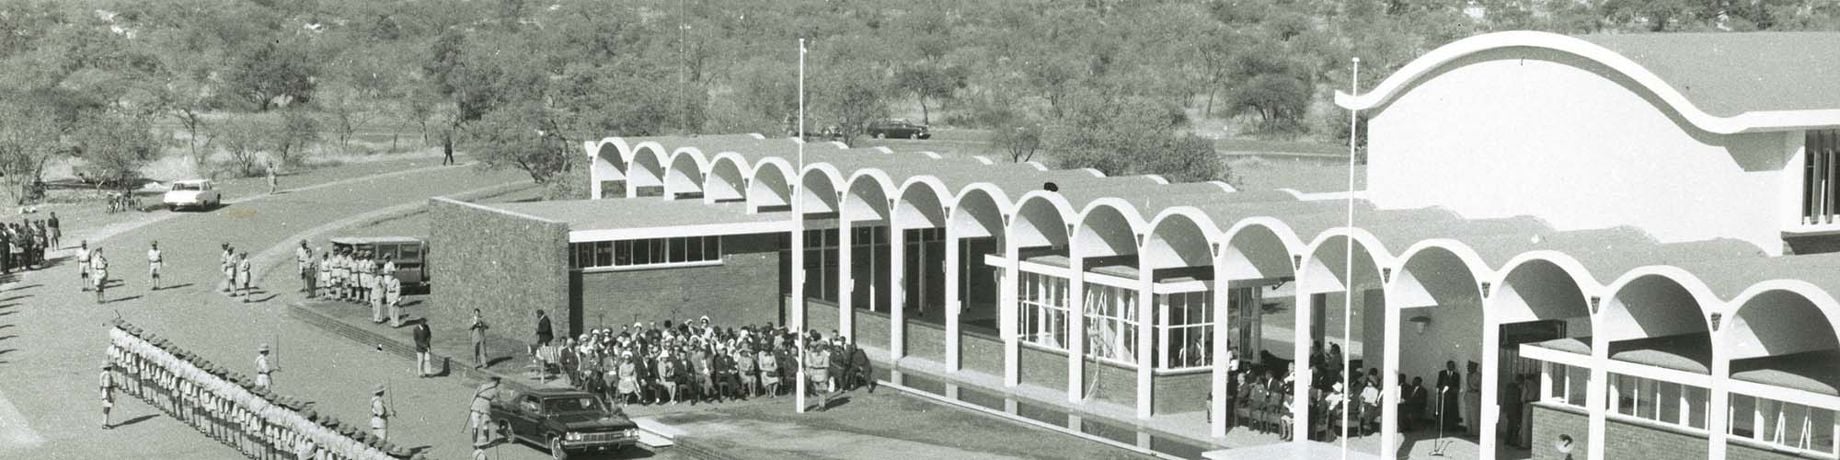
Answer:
[865,119,931,139]
[490,388,641,459]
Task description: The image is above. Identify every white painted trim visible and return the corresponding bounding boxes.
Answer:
[568,220,794,242]
[1727,381,1840,411]
[1600,359,1713,388]
[1335,30,1840,134]
[574,260,724,273]
[435,197,563,224]
[1518,344,1594,368]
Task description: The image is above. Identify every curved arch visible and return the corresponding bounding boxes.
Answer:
[1487,252,1598,326]
[842,168,898,222]
[587,138,630,179]
[970,156,995,165]
[1597,267,1721,344]
[1008,191,1078,251]
[747,158,795,211]
[1023,161,1049,171]
[1071,198,1149,259]
[894,176,953,230]
[1720,281,1840,362]
[1218,217,1307,281]
[799,163,847,214]
[1296,228,1394,295]
[628,141,669,191]
[1144,207,1222,270]
[665,147,710,198]
[951,184,1014,241]
[1388,239,1492,309]
[1335,30,1840,134]
[705,152,749,203]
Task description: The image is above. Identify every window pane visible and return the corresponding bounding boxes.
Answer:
[1658,381,1681,423]
[669,237,687,263]
[632,238,651,264]
[615,240,632,266]
[686,236,703,261]
[653,239,668,263]
[595,241,614,266]
[1566,366,1588,407]
[706,236,721,260]
[1731,394,1757,439]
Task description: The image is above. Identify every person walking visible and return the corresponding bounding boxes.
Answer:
[100,362,116,429]
[370,384,394,442]
[77,240,91,292]
[413,321,433,377]
[46,211,59,249]
[295,240,312,293]
[266,163,279,195]
[90,247,109,304]
[236,252,254,302]
[470,309,490,369]
[146,241,163,291]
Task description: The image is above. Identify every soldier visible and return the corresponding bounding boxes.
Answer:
[77,240,91,291]
[316,251,332,299]
[472,419,493,460]
[101,362,116,429]
[470,309,490,368]
[469,377,500,437]
[294,412,318,460]
[375,255,394,317]
[413,321,433,377]
[295,240,313,294]
[330,249,347,301]
[255,344,274,391]
[220,243,236,294]
[236,251,254,302]
[47,211,59,249]
[385,270,403,328]
[370,384,394,442]
[146,241,163,291]
[90,247,109,304]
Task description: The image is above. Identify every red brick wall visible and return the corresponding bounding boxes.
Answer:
[1087,358,1137,407]
[854,309,890,348]
[573,233,783,333]
[1020,344,1069,391]
[1532,402,1591,459]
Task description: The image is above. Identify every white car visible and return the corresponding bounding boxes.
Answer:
[162,179,222,210]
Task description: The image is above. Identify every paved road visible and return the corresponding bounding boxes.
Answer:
[0,164,646,460]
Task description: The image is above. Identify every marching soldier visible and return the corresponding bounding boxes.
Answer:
[146,241,163,291]
[255,344,274,390]
[90,247,109,304]
[370,384,395,442]
[77,240,91,291]
[295,240,312,294]
[236,251,253,302]
[101,362,116,429]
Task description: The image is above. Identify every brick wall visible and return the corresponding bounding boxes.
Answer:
[1602,414,1709,459]
[1020,344,1069,391]
[1729,438,1832,460]
[854,309,890,348]
[1087,358,1137,407]
[905,319,946,361]
[429,198,571,342]
[962,331,1004,375]
[1531,402,1591,460]
[573,233,782,333]
[802,298,840,335]
[1152,371,1210,415]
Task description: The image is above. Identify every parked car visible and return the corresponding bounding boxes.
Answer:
[490,388,641,459]
[161,179,221,210]
[330,236,430,287]
[865,119,931,139]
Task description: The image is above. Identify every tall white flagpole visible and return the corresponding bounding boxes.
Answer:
[1342,56,1360,460]
[795,37,809,414]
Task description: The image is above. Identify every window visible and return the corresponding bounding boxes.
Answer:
[1019,272,1069,349]
[803,229,841,302]
[1804,129,1840,223]
[1606,372,1706,429]
[570,236,721,270]
[1084,285,1140,365]
[1158,290,1213,370]
[1545,363,1589,407]
[1733,395,1837,456]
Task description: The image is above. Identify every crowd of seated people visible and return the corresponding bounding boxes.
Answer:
[1226,341,1466,442]
[552,316,876,407]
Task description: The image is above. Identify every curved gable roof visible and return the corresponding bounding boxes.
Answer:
[1337,30,1840,134]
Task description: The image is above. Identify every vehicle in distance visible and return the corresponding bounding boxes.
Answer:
[330,236,430,287]
[162,179,221,210]
[490,388,641,459]
[866,119,931,139]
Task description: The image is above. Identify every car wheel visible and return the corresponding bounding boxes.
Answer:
[549,435,570,460]
[875,132,886,140]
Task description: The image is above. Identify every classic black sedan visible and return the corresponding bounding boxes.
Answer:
[491,388,641,459]
[865,119,931,139]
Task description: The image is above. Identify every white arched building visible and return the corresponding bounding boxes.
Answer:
[433,31,1840,460]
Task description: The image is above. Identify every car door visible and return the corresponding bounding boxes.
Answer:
[514,395,544,440]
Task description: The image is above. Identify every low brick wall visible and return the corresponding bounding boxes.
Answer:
[1531,402,1591,459]
[429,198,570,339]
[1729,438,1833,460]
[1087,358,1137,407]
[1603,414,1709,460]
[905,319,947,361]
[855,309,890,348]
[802,298,840,336]
[1020,344,1070,392]
[574,234,781,332]
[962,331,1004,375]
[1152,371,1210,415]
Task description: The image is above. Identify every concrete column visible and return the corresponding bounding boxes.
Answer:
[1587,338,1610,460]
[1480,314,1502,457]
[1136,269,1154,419]
[1380,297,1403,452]
[1708,356,1730,460]
[838,222,853,340]
[1002,239,1020,388]
[1210,275,1230,438]
[1292,290,1314,444]
[1069,254,1087,403]
[945,232,962,372]
[890,227,907,362]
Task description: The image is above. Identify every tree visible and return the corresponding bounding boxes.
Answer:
[213,116,273,177]
[273,108,320,167]
[1044,90,1228,182]
[72,113,161,191]
[0,102,64,204]
[467,103,570,184]
[815,71,889,144]
[223,38,318,111]
[1227,74,1310,131]
[894,64,966,125]
[991,121,1043,163]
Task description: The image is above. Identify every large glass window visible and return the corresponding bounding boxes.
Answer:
[1019,272,1069,349]
[1732,395,1837,456]
[802,228,841,302]
[1084,285,1139,365]
[1158,290,1213,370]
[1804,129,1840,223]
[1607,372,1706,429]
[570,236,721,270]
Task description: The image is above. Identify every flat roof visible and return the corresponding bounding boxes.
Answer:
[491,198,791,242]
[1732,350,1840,397]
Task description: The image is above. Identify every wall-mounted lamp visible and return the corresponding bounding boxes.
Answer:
[1709,313,1723,331]
[1409,315,1433,335]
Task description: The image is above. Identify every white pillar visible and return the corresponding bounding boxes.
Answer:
[1708,357,1730,460]
[945,231,962,372]
[1068,254,1087,403]
[1292,290,1314,444]
[1380,298,1403,452]
[838,221,854,340]
[1480,313,1502,457]
[890,226,907,362]
[1002,234,1020,388]
[1136,267,1154,419]
[1209,276,1229,437]
[1587,339,1610,460]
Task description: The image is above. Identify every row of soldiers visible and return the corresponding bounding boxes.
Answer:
[299,241,405,327]
[105,319,418,460]
[1,213,59,273]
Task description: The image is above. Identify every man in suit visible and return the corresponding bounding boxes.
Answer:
[413,322,433,377]
[1437,360,1462,430]
[1403,376,1427,432]
[535,310,554,348]
[848,338,874,393]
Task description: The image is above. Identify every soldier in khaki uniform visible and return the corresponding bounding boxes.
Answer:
[100,362,116,429]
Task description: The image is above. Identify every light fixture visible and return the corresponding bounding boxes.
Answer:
[1409,315,1433,335]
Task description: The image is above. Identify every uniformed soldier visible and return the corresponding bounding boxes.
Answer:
[472,419,494,460]
[146,241,163,291]
[369,384,394,442]
[236,251,253,302]
[296,240,312,293]
[366,252,384,323]
[221,243,236,294]
[255,344,274,390]
[101,362,116,429]
[77,240,91,291]
[469,377,500,437]
[316,251,332,300]
[90,247,109,304]
[378,255,396,321]
[295,411,318,460]
[469,309,490,368]
[384,266,403,328]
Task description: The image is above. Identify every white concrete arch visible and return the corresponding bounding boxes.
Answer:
[746,158,795,212]
[893,176,953,231]
[1334,30,1840,134]
[1295,227,1395,295]
[1144,207,1223,271]
[970,156,996,165]
[587,137,630,180]
[828,140,850,149]
[665,147,711,198]
[627,140,670,194]
[1204,181,1238,193]
[1388,239,1493,310]
[1597,266,1722,345]
[798,163,847,214]
[1023,161,1049,171]
[1141,174,1171,185]
[1008,191,1078,250]
[841,168,898,222]
[1718,281,1840,362]
[704,152,749,203]
[1487,251,1603,325]
[950,184,1014,240]
[1071,198,1150,259]
[1218,217,1309,281]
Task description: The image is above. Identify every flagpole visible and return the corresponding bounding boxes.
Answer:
[1342,56,1360,460]
[794,37,809,415]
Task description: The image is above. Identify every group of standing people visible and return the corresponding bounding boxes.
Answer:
[219,243,255,302]
[2,211,58,273]
[307,242,404,327]
[105,319,419,460]
[552,316,875,409]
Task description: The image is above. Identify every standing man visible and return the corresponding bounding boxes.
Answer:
[1437,360,1462,431]
[77,240,91,292]
[220,244,235,295]
[316,251,331,299]
[469,377,500,438]
[100,362,116,429]
[236,251,254,302]
[385,271,403,328]
[90,247,109,304]
[266,162,279,195]
[470,309,490,369]
[295,240,312,293]
[1465,361,1482,438]
[255,344,273,391]
[46,211,59,249]
[370,384,394,442]
[413,321,433,378]
[146,241,163,291]
[535,310,554,349]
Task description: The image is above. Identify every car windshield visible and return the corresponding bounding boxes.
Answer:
[172,183,203,191]
[543,396,607,414]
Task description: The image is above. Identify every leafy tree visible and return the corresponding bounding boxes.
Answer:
[0,102,64,204]
[467,103,571,184]
[1045,90,1228,182]
[223,38,318,111]
[73,113,162,190]
[894,64,966,125]
[992,122,1043,163]
[1228,74,1310,131]
[213,115,273,177]
[273,108,321,167]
